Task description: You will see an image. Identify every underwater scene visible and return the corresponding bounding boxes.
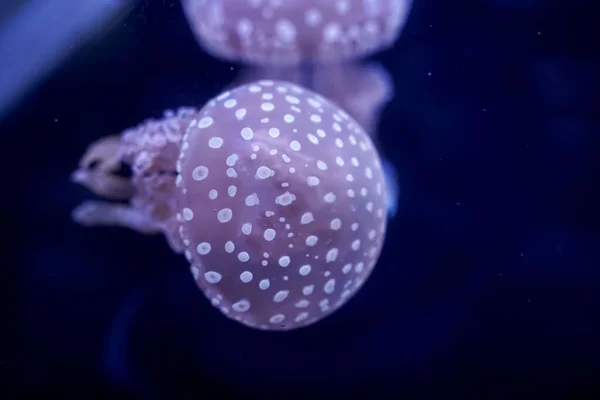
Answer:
[2,0,598,398]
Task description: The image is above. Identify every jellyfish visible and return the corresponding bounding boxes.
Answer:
[72,80,388,330]
[181,0,413,66]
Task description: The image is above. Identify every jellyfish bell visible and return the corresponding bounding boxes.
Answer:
[176,80,387,330]
[71,80,388,330]
[181,0,413,66]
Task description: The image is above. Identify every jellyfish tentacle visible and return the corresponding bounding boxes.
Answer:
[78,135,122,171]
[72,200,161,233]
[71,108,196,251]
[71,135,135,200]
[70,168,134,200]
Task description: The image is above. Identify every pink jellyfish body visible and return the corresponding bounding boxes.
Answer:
[72,80,387,330]
[182,0,413,66]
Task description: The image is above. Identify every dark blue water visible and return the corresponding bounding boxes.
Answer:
[3,1,599,398]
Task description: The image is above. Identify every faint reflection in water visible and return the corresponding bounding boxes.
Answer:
[102,270,166,398]
[99,263,483,393]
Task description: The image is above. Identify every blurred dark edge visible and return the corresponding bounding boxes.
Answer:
[0,0,137,122]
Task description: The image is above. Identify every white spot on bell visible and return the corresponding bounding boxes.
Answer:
[279,256,290,267]
[273,290,289,303]
[204,271,222,283]
[192,166,209,181]
[326,248,339,263]
[264,229,276,241]
[232,299,250,312]
[197,116,213,128]
[197,242,211,255]
[301,212,314,224]
[217,208,233,223]
[240,271,253,283]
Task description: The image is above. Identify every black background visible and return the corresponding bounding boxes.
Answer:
[2,0,599,398]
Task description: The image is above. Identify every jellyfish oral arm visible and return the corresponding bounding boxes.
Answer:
[71,168,134,200]
[70,109,195,254]
[71,135,134,200]
[72,200,161,234]
[71,135,151,231]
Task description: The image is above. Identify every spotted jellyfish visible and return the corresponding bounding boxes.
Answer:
[181,0,413,66]
[72,80,388,330]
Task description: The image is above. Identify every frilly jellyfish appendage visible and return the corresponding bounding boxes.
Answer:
[71,107,197,253]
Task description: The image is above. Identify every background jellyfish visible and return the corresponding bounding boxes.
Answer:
[71,80,387,330]
[181,0,413,66]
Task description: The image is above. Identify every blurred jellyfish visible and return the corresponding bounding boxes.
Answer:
[181,0,413,66]
[72,80,388,330]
